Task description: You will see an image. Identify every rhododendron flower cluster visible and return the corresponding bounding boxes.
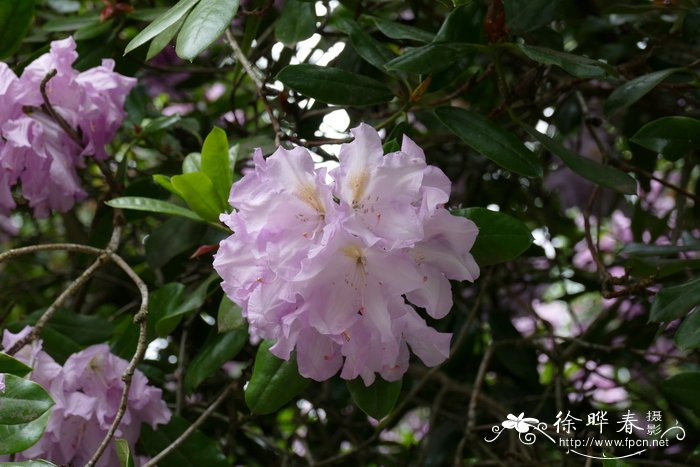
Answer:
[0,37,135,220]
[214,124,479,385]
[0,327,170,467]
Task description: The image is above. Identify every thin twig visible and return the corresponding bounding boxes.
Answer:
[225,29,282,146]
[40,69,83,147]
[142,382,236,467]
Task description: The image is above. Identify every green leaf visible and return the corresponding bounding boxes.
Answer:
[147,15,185,61]
[0,0,36,59]
[675,310,700,351]
[630,116,700,160]
[184,327,248,392]
[182,152,202,174]
[650,278,700,322]
[370,16,433,42]
[277,64,394,106]
[605,68,685,115]
[0,410,51,455]
[155,275,218,337]
[347,377,402,420]
[245,340,310,414]
[626,257,700,279]
[201,127,233,208]
[0,353,32,378]
[435,106,542,177]
[40,308,114,348]
[661,372,700,416]
[153,175,180,197]
[145,217,207,269]
[503,0,565,33]
[42,13,99,32]
[171,172,226,223]
[525,128,637,194]
[454,208,533,266]
[176,0,239,60]
[621,241,700,257]
[275,0,316,47]
[0,375,54,426]
[105,197,204,222]
[217,296,246,332]
[139,415,228,467]
[516,44,611,78]
[336,18,394,70]
[149,283,186,336]
[385,42,479,74]
[140,115,182,136]
[116,438,136,467]
[124,0,201,54]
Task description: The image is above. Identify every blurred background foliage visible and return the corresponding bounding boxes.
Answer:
[1,0,699,465]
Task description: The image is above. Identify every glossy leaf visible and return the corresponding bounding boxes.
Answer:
[146,15,185,60]
[661,372,700,415]
[105,197,204,222]
[0,410,51,455]
[171,172,226,223]
[435,106,542,177]
[605,68,685,115]
[155,275,217,337]
[517,44,610,78]
[0,375,54,426]
[385,43,478,74]
[125,0,201,54]
[0,352,32,378]
[337,17,393,70]
[145,217,207,269]
[503,0,565,33]
[347,377,402,420]
[675,310,700,351]
[0,0,36,59]
[454,208,533,266]
[182,152,202,174]
[649,278,700,322]
[371,16,433,42]
[140,115,182,136]
[200,127,233,208]
[184,327,248,392]
[116,438,136,467]
[139,415,228,467]
[217,296,246,332]
[275,0,315,47]
[176,0,239,60]
[630,116,700,160]
[245,340,310,414]
[277,64,394,106]
[526,128,637,194]
[149,283,186,336]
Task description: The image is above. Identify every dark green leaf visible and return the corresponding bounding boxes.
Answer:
[171,172,226,223]
[336,18,394,70]
[0,375,54,426]
[41,309,114,347]
[277,64,394,106]
[141,115,182,136]
[630,116,700,160]
[139,415,228,467]
[124,0,201,54]
[434,3,484,44]
[626,257,700,279]
[0,0,35,59]
[454,208,533,266]
[370,16,433,42]
[116,438,136,467]
[503,0,565,33]
[0,353,32,378]
[661,372,700,416]
[621,241,700,257]
[184,327,248,392]
[105,197,204,222]
[155,275,218,337]
[605,68,685,115]
[0,410,51,455]
[649,278,700,322]
[145,217,207,269]
[73,18,113,40]
[201,127,233,208]
[275,0,316,47]
[525,128,637,194]
[176,0,239,60]
[675,310,700,351]
[147,15,185,60]
[384,43,479,74]
[435,106,542,177]
[149,283,186,337]
[245,340,310,414]
[517,44,611,78]
[347,377,402,420]
[42,13,99,32]
[217,296,246,332]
